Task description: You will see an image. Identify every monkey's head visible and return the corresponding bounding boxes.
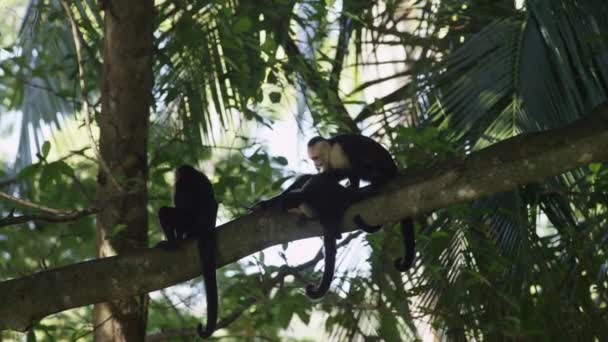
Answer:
[175,164,200,181]
[175,164,213,194]
[307,137,332,172]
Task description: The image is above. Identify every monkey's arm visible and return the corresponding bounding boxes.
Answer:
[319,169,352,183]
[250,174,313,211]
[157,206,181,250]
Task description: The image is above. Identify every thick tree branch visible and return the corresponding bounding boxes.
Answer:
[145,232,362,341]
[1,102,608,331]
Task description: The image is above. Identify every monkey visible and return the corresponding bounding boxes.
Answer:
[252,174,380,234]
[252,173,379,298]
[157,165,219,338]
[307,134,416,272]
[276,173,372,299]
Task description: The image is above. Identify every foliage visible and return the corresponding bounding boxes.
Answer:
[1,0,608,340]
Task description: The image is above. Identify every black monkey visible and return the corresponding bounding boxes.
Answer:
[306,134,416,272]
[253,175,380,234]
[276,173,371,299]
[253,173,377,298]
[157,165,219,338]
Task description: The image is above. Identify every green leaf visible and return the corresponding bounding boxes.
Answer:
[272,156,288,166]
[18,164,41,181]
[26,328,36,342]
[41,141,51,158]
[379,307,401,341]
[234,17,252,33]
[55,161,75,177]
[39,162,61,190]
[431,231,450,240]
[589,163,601,175]
[261,37,277,56]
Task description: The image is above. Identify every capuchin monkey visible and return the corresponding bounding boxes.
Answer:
[307,134,416,272]
[253,173,378,299]
[277,173,376,299]
[157,165,219,338]
[252,175,380,233]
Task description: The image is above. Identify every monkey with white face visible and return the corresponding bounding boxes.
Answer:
[306,134,416,272]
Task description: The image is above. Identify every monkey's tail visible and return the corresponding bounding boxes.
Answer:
[394,217,416,272]
[353,214,382,233]
[306,233,337,299]
[196,233,218,339]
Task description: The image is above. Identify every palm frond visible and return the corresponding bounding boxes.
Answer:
[12,0,78,167]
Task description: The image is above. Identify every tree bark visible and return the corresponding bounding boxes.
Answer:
[93,2,154,341]
[1,102,607,332]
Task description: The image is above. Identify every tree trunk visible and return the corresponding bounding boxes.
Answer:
[93,2,154,341]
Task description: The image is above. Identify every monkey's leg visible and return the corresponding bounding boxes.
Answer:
[249,197,281,212]
[196,229,218,338]
[394,217,416,272]
[323,169,350,183]
[250,175,314,212]
[157,207,180,250]
[305,218,339,299]
[279,191,305,212]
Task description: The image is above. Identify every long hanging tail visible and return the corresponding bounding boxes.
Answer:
[305,229,337,299]
[394,217,416,272]
[196,233,218,338]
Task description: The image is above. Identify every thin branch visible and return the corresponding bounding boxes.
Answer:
[329,13,352,92]
[282,36,359,133]
[0,208,97,227]
[0,189,97,227]
[353,83,410,123]
[0,190,65,215]
[60,0,123,192]
[347,70,411,97]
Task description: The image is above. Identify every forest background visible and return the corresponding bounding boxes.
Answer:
[1,0,608,341]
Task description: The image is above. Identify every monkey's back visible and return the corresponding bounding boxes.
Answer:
[173,167,218,234]
[332,134,397,184]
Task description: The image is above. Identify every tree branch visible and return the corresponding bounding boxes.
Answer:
[1,102,608,331]
[353,83,410,123]
[0,191,68,215]
[145,232,363,341]
[0,208,97,228]
[329,14,352,93]
[0,189,97,228]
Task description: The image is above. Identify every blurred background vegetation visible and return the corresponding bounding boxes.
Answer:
[1,0,608,340]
